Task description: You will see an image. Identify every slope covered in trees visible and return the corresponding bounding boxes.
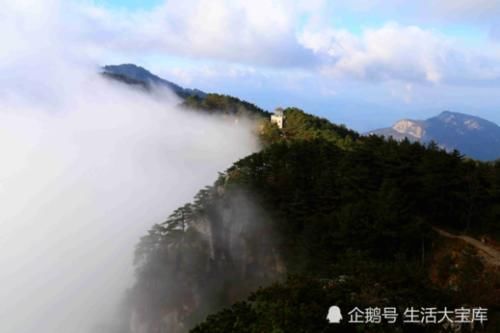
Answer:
[126,108,500,333]
[182,93,271,119]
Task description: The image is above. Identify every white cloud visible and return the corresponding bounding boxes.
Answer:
[331,0,500,22]
[78,0,316,67]
[70,0,500,87]
[299,23,500,85]
[431,0,500,20]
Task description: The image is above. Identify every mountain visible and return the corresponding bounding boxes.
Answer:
[368,111,500,161]
[102,64,272,120]
[102,64,206,99]
[98,65,500,331]
[123,108,500,333]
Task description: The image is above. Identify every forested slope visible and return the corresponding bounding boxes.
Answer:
[125,108,500,333]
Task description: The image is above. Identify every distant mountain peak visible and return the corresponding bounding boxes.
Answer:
[369,111,500,161]
[106,63,148,71]
[103,64,164,83]
[432,110,496,131]
[102,64,206,99]
[438,110,455,116]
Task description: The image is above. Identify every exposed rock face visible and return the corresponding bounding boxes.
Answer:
[129,188,284,333]
[392,119,425,139]
[368,111,500,160]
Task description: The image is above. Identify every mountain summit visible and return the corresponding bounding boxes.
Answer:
[102,64,206,99]
[369,111,500,160]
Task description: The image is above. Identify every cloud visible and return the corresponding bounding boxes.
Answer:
[0,1,258,333]
[72,0,500,87]
[331,0,500,23]
[78,0,317,67]
[430,0,500,21]
[299,23,500,85]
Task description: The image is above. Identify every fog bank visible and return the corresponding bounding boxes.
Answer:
[0,2,259,332]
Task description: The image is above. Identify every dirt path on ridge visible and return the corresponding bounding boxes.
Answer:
[433,227,500,267]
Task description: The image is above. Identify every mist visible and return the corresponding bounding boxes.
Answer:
[0,2,259,332]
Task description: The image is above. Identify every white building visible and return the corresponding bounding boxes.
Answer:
[271,108,285,129]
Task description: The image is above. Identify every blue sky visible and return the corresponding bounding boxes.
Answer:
[80,0,500,131]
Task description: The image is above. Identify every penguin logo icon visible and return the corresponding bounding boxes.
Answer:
[326,306,343,324]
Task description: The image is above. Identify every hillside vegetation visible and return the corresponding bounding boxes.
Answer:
[182,94,271,119]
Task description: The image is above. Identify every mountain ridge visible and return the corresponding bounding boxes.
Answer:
[102,64,207,99]
[102,64,272,119]
[103,64,500,161]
